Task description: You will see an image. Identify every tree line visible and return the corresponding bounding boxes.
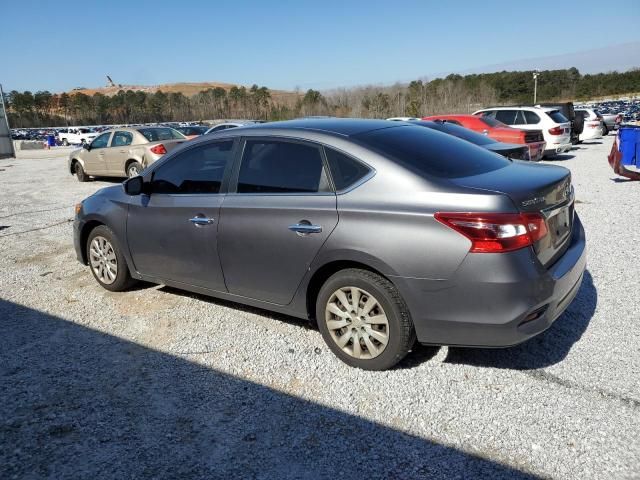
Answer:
[5,67,640,128]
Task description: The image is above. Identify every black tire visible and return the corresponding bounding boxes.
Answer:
[126,161,143,178]
[74,162,90,182]
[62,139,69,146]
[316,268,416,371]
[602,125,608,136]
[86,225,138,292]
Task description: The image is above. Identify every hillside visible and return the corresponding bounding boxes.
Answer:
[67,81,299,101]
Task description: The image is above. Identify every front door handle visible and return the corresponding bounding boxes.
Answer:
[189,216,215,226]
[288,223,322,235]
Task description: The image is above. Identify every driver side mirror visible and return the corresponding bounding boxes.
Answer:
[83,143,91,150]
[124,176,145,195]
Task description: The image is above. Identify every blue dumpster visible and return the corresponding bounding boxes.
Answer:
[618,125,640,167]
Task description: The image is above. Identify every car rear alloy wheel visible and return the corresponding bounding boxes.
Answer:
[127,161,142,178]
[316,268,416,370]
[89,236,118,285]
[325,286,389,359]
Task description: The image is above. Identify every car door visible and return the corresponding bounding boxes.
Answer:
[105,130,134,176]
[126,139,236,291]
[218,137,338,305]
[83,132,111,174]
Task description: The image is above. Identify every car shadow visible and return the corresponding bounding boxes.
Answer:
[548,154,575,161]
[611,177,638,183]
[444,270,596,370]
[159,285,317,331]
[1,299,539,479]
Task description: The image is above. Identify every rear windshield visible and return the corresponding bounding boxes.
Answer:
[138,127,185,142]
[547,110,568,124]
[413,121,496,146]
[477,116,508,128]
[356,125,510,179]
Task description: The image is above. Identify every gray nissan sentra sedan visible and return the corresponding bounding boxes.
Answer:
[74,119,586,370]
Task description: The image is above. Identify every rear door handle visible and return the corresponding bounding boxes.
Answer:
[189,216,215,226]
[288,223,322,235]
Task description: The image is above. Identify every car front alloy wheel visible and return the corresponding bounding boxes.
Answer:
[89,235,118,285]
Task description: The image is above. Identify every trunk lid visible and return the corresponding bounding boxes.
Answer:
[451,162,574,266]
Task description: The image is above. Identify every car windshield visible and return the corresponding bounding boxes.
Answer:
[356,125,510,179]
[412,121,497,146]
[478,116,508,128]
[138,127,185,142]
[547,110,568,123]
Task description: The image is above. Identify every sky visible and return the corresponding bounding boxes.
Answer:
[2,0,639,93]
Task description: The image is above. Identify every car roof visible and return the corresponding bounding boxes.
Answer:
[224,118,401,137]
[477,106,557,112]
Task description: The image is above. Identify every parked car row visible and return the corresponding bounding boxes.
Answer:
[73,118,586,370]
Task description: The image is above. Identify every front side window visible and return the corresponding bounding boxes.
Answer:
[112,131,133,147]
[325,148,371,191]
[150,141,234,194]
[237,140,327,194]
[91,132,111,149]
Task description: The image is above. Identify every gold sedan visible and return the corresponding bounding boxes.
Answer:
[68,126,186,181]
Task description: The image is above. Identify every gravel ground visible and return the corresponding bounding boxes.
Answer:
[1,139,638,479]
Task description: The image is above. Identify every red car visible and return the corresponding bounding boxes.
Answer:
[422,114,546,162]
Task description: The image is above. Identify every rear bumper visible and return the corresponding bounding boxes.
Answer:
[392,215,587,347]
[527,141,546,161]
[545,142,572,154]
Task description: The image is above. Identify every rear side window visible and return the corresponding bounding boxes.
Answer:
[237,140,328,194]
[150,141,234,194]
[357,125,510,179]
[325,148,370,191]
[547,110,568,123]
[513,111,526,125]
[112,131,133,147]
[494,110,518,125]
[524,111,541,124]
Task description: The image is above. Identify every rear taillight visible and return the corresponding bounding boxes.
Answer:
[548,126,563,135]
[434,212,548,253]
[150,144,167,155]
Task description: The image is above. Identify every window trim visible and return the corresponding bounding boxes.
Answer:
[228,136,335,196]
[145,138,239,197]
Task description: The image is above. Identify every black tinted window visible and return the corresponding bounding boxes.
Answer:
[325,148,370,191]
[414,121,496,146]
[513,111,526,125]
[357,125,510,179]
[151,141,233,194]
[547,110,568,123]
[238,140,326,193]
[524,111,541,124]
[495,110,518,125]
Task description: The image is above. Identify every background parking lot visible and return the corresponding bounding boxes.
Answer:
[1,139,639,478]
